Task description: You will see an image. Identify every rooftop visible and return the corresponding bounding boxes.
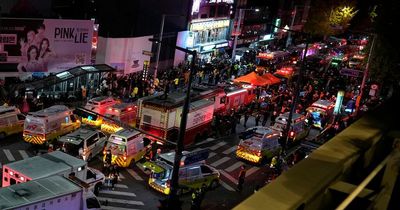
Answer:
[0,176,81,210]
[5,151,86,180]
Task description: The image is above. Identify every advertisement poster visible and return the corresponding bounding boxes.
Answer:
[0,18,94,77]
[96,36,153,75]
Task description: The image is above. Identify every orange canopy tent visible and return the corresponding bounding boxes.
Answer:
[260,73,281,85]
[233,72,270,86]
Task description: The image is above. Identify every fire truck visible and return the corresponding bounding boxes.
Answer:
[101,103,138,134]
[138,84,256,145]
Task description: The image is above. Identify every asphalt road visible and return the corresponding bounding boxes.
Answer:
[0,114,322,210]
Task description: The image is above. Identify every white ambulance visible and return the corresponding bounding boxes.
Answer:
[0,106,26,139]
[23,105,80,145]
[271,112,310,142]
[103,129,151,167]
[236,126,281,164]
[306,99,335,129]
[82,96,119,127]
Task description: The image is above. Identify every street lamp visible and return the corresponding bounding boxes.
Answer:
[154,14,185,80]
[149,38,197,210]
[231,8,259,63]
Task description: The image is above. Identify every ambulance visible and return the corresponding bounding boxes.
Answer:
[0,106,26,139]
[23,105,80,145]
[103,129,151,167]
[306,99,335,129]
[271,112,310,142]
[236,126,281,164]
[82,96,119,127]
[101,103,137,134]
[145,149,220,195]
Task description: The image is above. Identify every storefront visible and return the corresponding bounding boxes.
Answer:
[188,18,230,61]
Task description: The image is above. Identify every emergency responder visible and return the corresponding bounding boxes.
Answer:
[48,144,54,153]
[191,188,202,210]
[104,149,112,175]
[237,165,246,192]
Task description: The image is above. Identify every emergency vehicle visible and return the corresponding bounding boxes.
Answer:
[140,92,216,145]
[82,96,119,127]
[0,106,25,139]
[306,99,335,129]
[103,129,151,167]
[236,126,281,164]
[101,103,137,134]
[221,84,256,113]
[271,112,310,142]
[145,149,220,195]
[23,105,80,145]
[2,151,104,193]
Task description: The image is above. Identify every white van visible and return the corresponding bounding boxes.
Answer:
[271,112,310,141]
[58,127,107,161]
[0,106,25,139]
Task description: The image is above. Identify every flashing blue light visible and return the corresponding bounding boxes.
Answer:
[88,115,93,121]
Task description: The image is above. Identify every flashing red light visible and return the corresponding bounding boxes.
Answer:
[128,107,133,111]
[256,151,262,157]
[123,155,127,161]
[180,161,185,167]
[289,131,295,138]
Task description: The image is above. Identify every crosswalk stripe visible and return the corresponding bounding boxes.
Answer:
[209,142,227,150]
[225,162,243,172]
[101,206,140,210]
[209,152,216,158]
[220,170,238,184]
[127,169,144,181]
[114,184,128,189]
[211,157,230,167]
[3,149,15,161]
[19,150,29,159]
[99,190,136,197]
[220,180,235,191]
[97,197,144,206]
[246,167,260,177]
[222,146,237,155]
[192,148,202,152]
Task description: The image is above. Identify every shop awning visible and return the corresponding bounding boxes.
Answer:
[260,73,281,85]
[233,72,270,86]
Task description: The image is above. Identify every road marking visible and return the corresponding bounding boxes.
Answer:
[220,170,238,184]
[246,167,259,177]
[210,157,230,167]
[225,162,243,172]
[209,142,227,150]
[222,146,237,155]
[114,184,128,189]
[192,148,202,152]
[119,173,125,179]
[3,149,15,161]
[97,197,144,206]
[101,206,140,210]
[209,152,216,158]
[99,190,136,197]
[127,169,144,181]
[19,150,29,159]
[220,180,235,191]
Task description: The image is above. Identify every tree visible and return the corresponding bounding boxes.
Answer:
[368,0,400,90]
[304,0,357,37]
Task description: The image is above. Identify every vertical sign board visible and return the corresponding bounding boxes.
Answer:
[334,90,345,115]
[142,60,149,81]
[0,18,94,77]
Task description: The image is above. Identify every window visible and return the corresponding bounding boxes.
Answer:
[57,198,61,203]
[143,115,151,124]
[187,167,200,177]
[201,165,213,174]
[70,115,77,122]
[209,5,216,17]
[4,177,8,182]
[50,201,53,205]
[65,116,69,124]
[86,134,98,146]
[99,132,106,139]
[86,197,101,209]
[220,96,226,104]
[42,203,45,207]
[17,114,26,120]
[4,168,8,173]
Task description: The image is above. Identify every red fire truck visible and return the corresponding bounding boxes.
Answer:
[138,84,256,145]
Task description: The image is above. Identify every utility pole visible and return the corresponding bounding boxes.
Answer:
[154,14,166,80]
[286,6,297,48]
[231,8,244,63]
[355,34,376,115]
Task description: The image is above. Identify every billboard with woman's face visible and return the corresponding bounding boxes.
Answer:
[0,18,94,77]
